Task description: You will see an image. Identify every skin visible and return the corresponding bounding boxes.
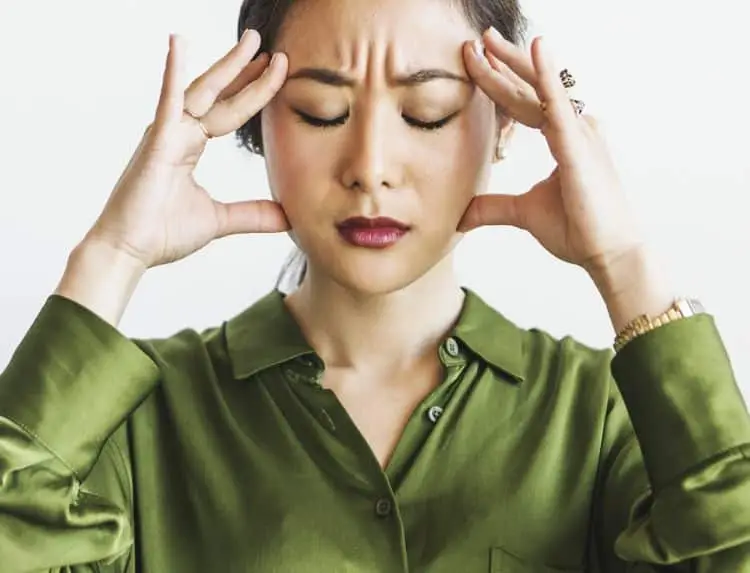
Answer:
[57,0,675,467]
[262,0,514,373]
[63,0,665,382]
[263,0,505,295]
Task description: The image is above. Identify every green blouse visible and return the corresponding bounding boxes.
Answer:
[0,288,748,572]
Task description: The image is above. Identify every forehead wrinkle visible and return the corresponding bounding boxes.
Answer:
[324,34,456,88]
[279,0,476,87]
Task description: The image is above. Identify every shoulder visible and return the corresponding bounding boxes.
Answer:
[128,289,290,382]
[525,326,614,387]
[130,323,228,381]
[515,326,617,424]
[458,287,614,393]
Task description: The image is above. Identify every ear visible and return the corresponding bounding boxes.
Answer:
[492,112,517,163]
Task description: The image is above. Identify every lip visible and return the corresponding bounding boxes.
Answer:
[337,216,411,230]
[336,217,411,249]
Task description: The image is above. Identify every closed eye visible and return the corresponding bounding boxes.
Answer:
[403,110,460,131]
[294,109,348,128]
[293,109,460,131]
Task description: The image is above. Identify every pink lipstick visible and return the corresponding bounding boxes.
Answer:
[336,216,410,248]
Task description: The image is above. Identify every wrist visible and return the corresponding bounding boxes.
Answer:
[54,239,147,327]
[587,245,678,334]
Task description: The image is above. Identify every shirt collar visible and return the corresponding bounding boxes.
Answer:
[451,287,527,383]
[225,287,526,383]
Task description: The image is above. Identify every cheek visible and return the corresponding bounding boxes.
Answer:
[261,103,325,206]
[460,93,497,173]
[421,99,495,213]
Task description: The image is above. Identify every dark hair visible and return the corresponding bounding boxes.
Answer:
[234,0,528,290]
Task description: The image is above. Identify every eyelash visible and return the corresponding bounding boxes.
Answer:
[294,110,458,131]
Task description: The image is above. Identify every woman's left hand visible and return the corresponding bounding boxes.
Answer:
[459,28,644,276]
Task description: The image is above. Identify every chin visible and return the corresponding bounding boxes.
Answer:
[304,238,451,297]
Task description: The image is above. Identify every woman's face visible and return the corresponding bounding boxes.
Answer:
[262,0,498,294]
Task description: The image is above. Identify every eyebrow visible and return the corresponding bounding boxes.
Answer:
[286,67,470,87]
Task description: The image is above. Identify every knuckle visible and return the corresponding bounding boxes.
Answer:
[188,74,223,105]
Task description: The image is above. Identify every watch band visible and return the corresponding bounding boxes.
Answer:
[613,298,705,352]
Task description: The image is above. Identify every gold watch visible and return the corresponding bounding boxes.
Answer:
[613,298,705,352]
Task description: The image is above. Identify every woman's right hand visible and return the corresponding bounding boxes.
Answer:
[84,29,290,269]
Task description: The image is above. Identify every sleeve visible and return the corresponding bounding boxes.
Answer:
[590,313,750,572]
[0,295,160,572]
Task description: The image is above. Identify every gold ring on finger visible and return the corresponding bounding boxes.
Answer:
[183,107,213,140]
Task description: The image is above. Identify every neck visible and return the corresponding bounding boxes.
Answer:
[284,255,465,373]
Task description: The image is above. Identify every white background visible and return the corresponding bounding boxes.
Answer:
[0,0,747,395]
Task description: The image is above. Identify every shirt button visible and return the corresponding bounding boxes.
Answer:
[283,368,296,381]
[427,405,444,423]
[374,498,393,517]
[445,337,460,357]
[283,368,302,383]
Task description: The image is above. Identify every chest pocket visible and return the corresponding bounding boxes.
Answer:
[490,547,583,573]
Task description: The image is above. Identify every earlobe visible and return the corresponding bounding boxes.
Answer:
[493,116,516,163]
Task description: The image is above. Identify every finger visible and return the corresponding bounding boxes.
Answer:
[457,193,521,232]
[463,42,543,129]
[482,27,537,88]
[462,40,515,108]
[206,52,289,137]
[183,28,262,116]
[531,36,583,158]
[580,114,601,139]
[485,52,545,128]
[217,52,270,101]
[215,199,291,237]
[154,34,186,132]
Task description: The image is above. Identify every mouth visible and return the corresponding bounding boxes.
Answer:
[336,217,411,249]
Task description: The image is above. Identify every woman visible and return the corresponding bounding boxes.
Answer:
[0,0,748,570]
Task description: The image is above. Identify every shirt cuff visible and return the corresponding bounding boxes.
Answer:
[0,295,160,478]
[611,313,750,491]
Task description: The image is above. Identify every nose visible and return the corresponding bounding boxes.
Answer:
[340,105,400,193]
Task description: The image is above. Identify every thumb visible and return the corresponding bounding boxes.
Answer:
[458,193,522,232]
[214,199,291,238]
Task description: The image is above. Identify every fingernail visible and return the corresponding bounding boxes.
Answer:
[473,39,486,62]
[261,52,279,75]
[240,28,253,43]
[487,26,502,41]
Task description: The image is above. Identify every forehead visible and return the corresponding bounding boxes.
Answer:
[275,0,477,68]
